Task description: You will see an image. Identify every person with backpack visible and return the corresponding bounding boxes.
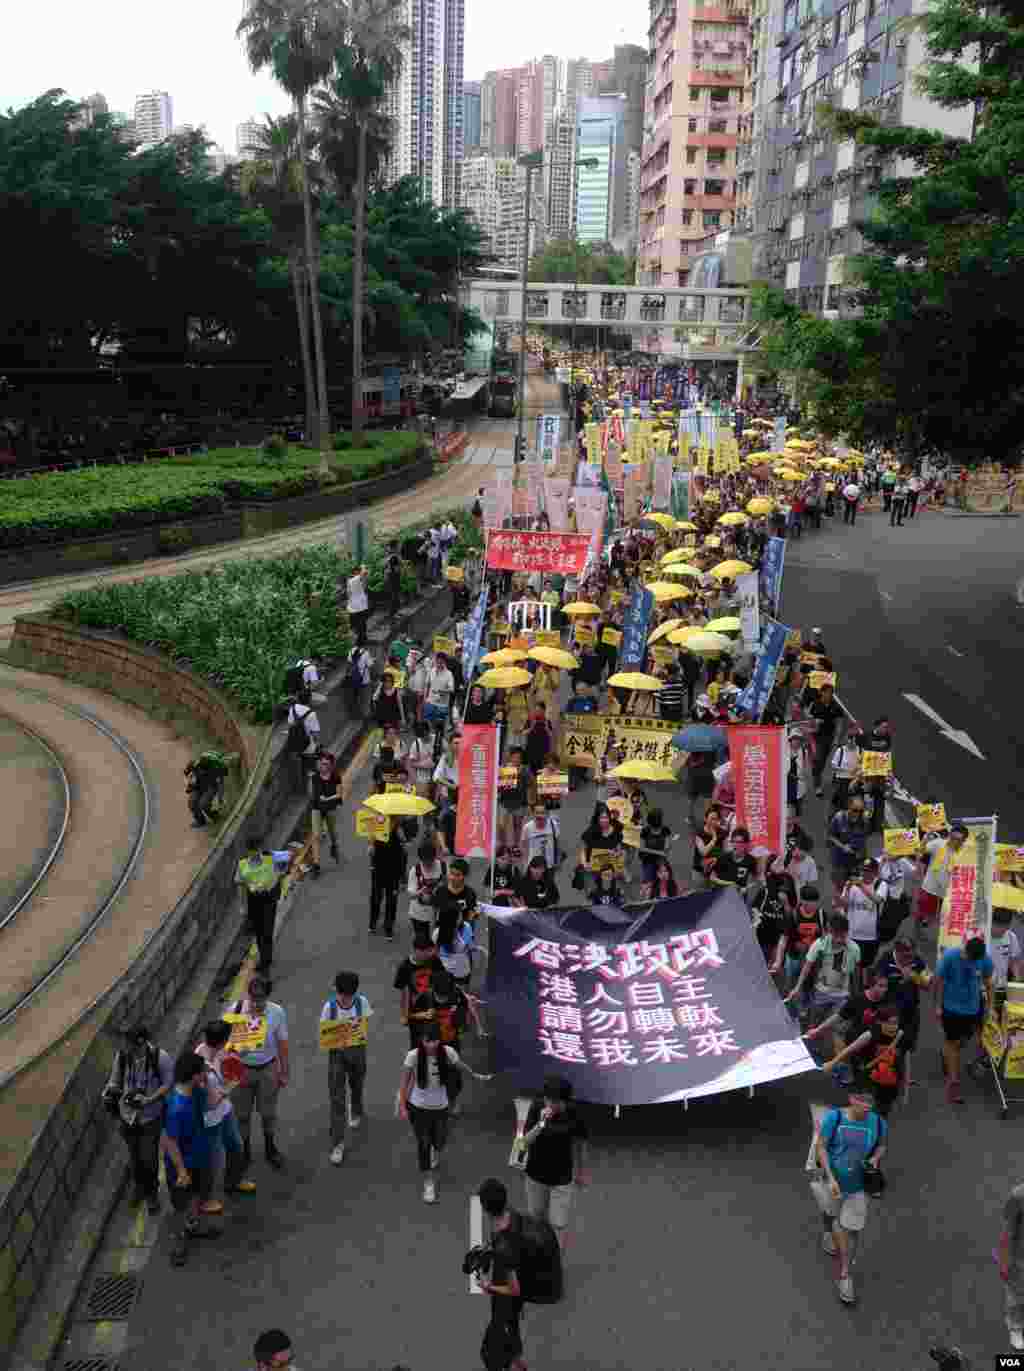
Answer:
[407,839,446,941]
[284,657,322,697]
[184,750,229,828]
[344,644,374,720]
[810,1088,887,1305]
[101,1022,173,1215]
[346,565,370,646]
[309,750,343,877]
[520,804,560,871]
[286,689,320,786]
[519,1076,589,1250]
[476,1176,563,1371]
[320,971,373,1166]
[784,911,862,1031]
[397,1022,491,1203]
[236,835,283,975]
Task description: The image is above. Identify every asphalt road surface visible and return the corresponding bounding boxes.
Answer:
[97,503,1020,1371]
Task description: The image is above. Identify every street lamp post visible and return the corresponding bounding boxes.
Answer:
[514,150,544,463]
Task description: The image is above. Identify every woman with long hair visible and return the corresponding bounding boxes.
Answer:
[397,1024,490,1203]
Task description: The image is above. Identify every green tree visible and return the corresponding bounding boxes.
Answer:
[315,0,408,447]
[754,0,1024,464]
[238,0,351,461]
[239,114,318,443]
[528,237,634,286]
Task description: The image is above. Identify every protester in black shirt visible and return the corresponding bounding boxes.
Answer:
[709,827,762,905]
[591,865,624,906]
[693,803,726,880]
[464,684,495,725]
[639,808,674,884]
[755,872,797,964]
[517,857,560,910]
[810,683,846,797]
[521,1076,589,1247]
[394,936,443,1046]
[431,858,478,949]
[803,967,902,1084]
[476,1179,526,1371]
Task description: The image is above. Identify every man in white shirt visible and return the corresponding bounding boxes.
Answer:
[346,566,370,646]
[320,970,373,1166]
[915,822,968,924]
[423,655,455,730]
[906,473,924,518]
[440,519,458,570]
[842,481,861,526]
[521,804,560,869]
[286,697,320,758]
[990,910,1023,994]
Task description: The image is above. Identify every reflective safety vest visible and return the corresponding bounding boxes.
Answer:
[237,853,278,895]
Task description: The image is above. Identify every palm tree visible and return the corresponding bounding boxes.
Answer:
[237,0,351,461]
[315,0,408,447]
[238,115,317,443]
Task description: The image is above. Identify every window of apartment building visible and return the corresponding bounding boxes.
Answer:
[718,294,746,323]
[705,179,726,196]
[684,178,697,195]
[689,117,698,132]
[826,284,841,310]
[492,291,510,316]
[601,292,627,320]
[706,150,728,169]
[678,294,705,321]
[686,148,698,164]
[526,292,549,318]
[681,208,694,224]
[703,210,722,227]
[639,294,666,320]
[562,293,587,319]
[690,87,701,102]
[708,117,728,133]
[710,88,731,105]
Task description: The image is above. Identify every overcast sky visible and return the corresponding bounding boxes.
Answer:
[2,0,649,153]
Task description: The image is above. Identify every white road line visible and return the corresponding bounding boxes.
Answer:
[469,1195,484,1294]
[1016,576,1024,606]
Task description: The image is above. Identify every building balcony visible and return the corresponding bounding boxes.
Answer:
[689,70,745,87]
[687,132,739,148]
[681,193,736,209]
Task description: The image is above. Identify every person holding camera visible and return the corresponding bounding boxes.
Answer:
[810,1088,887,1305]
[102,1022,173,1215]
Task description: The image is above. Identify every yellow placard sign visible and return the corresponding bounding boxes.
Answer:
[884,828,920,858]
[384,668,406,689]
[386,782,414,794]
[492,620,512,636]
[786,629,804,650]
[319,1015,369,1052]
[534,630,561,647]
[222,1013,267,1054]
[356,808,391,841]
[498,765,520,790]
[809,671,837,691]
[560,714,603,769]
[621,824,644,849]
[433,635,457,656]
[860,750,893,778]
[800,653,825,667]
[537,769,569,796]
[590,849,626,875]
[1005,1029,1024,1080]
[916,803,948,834]
[445,565,464,583]
[996,844,1024,873]
[601,627,623,647]
[574,625,596,647]
[610,590,625,606]
[606,796,631,822]
[650,645,676,668]
[983,1013,1006,1063]
[602,713,681,771]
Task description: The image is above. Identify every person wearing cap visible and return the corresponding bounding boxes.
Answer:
[933,935,994,1104]
[236,835,283,975]
[915,822,969,925]
[520,1076,589,1250]
[228,975,290,1172]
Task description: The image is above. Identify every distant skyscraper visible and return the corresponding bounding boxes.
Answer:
[383,0,465,209]
[236,117,264,160]
[70,92,109,131]
[461,152,546,267]
[575,95,626,245]
[463,80,482,151]
[133,90,173,145]
[480,68,521,156]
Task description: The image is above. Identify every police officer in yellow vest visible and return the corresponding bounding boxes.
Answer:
[236,835,282,975]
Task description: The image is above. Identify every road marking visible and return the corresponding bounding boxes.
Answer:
[1017,576,1024,606]
[902,692,986,760]
[469,1195,485,1294]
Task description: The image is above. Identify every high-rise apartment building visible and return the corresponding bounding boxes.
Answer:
[744,0,972,315]
[70,93,109,131]
[236,117,264,161]
[638,0,751,286]
[133,90,173,146]
[382,0,464,209]
[463,80,482,149]
[480,67,520,155]
[461,152,545,267]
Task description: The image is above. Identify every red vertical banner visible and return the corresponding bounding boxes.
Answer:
[727,725,787,857]
[455,724,499,859]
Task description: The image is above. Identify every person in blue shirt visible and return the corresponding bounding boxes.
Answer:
[160,1050,214,1267]
[812,1089,887,1305]
[933,935,994,1105]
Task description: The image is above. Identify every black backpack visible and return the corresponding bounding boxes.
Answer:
[284,663,306,696]
[286,705,311,754]
[513,1211,563,1304]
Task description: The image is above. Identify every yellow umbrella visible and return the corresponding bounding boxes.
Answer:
[480,648,527,666]
[562,601,602,616]
[364,792,436,817]
[717,511,748,526]
[667,624,710,645]
[818,457,843,469]
[674,521,699,532]
[776,469,804,482]
[607,671,664,691]
[647,618,685,645]
[710,559,753,579]
[644,512,676,529]
[661,548,695,565]
[644,581,689,602]
[609,760,679,782]
[706,616,742,633]
[701,490,721,504]
[786,439,815,450]
[994,883,1024,913]
[703,535,723,549]
[662,563,702,579]
[747,497,775,515]
[686,631,733,655]
[477,666,533,689]
[747,450,774,461]
[528,646,578,670]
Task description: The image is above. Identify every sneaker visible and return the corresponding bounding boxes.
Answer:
[330,1143,346,1166]
[429,1146,438,1169]
[837,1275,855,1304]
[1010,1330,1024,1351]
[423,1176,437,1203]
[199,1200,223,1215]
[228,1180,257,1194]
[822,1231,837,1256]
[331,844,341,864]
[349,1116,363,1129]
[814,787,824,798]
[311,863,321,879]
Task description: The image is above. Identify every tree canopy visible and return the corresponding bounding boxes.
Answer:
[528,237,635,286]
[752,0,1024,465]
[0,90,487,371]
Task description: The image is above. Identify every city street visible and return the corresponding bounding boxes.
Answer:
[112,505,1019,1371]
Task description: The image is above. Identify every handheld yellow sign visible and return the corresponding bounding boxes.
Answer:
[222,1013,268,1054]
[916,803,947,834]
[537,769,569,796]
[574,625,596,647]
[884,828,920,858]
[433,635,457,656]
[356,808,391,841]
[860,750,893,778]
[590,849,626,875]
[445,565,464,583]
[319,1015,369,1052]
[809,671,837,691]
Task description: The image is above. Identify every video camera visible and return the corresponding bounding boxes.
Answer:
[462,1245,494,1279]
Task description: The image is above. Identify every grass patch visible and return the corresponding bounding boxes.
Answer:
[0,435,427,549]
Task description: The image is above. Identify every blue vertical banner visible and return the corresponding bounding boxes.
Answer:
[773,415,787,453]
[737,619,792,721]
[462,584,490,681]
[382,365,402,415]
[759,536,787,617]
[619,586,655,672]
